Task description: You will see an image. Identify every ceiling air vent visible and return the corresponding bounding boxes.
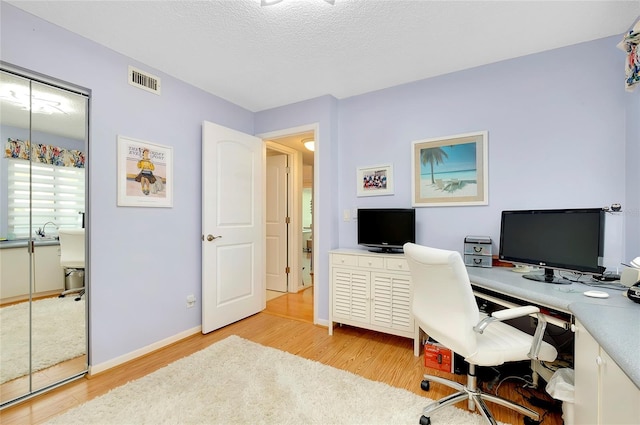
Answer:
[128,66,161,95]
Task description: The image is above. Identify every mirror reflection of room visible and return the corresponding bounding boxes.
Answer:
[0,68,88,406]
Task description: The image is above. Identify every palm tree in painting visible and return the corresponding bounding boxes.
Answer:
[420,147,449,184]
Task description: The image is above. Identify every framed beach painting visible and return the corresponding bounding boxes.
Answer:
[411,131,488,207]
[357,164,394,197]
[117,136,173,207]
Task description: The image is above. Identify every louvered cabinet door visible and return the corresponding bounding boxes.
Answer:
[371,272,414,333]
[332,268,370,324]
[329,250,419,356]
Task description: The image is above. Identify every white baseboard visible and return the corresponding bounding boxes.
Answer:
[315,318,329,328]
[89,325,202,376]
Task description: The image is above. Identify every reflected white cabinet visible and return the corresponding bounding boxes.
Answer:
[574,320,640,424]
[329,249,419,355]
[34,245,65,293]
[0,244,65,302]
[0,246,31,299]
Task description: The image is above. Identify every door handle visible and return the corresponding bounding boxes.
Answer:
[206,234,222,241]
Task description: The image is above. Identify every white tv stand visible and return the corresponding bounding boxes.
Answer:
[329,249,421,355]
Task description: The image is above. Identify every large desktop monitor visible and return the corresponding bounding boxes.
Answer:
[499,208,606,284]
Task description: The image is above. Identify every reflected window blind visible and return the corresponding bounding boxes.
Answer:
[7,158,85,238]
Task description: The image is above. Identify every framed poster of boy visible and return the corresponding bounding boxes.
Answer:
[117,135,173,207]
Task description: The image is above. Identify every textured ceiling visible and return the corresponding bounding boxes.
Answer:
[6,0,640,112]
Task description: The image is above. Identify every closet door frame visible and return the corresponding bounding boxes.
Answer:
[0,62,90,408]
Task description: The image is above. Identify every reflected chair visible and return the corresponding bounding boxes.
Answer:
[58,228,85,301]
[403,243,558,425]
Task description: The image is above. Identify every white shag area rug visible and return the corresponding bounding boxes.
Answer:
[47,335,505,425]
[0,296,86,383]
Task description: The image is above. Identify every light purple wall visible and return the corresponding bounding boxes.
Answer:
[1,3,254,365]
[337,36,631,266]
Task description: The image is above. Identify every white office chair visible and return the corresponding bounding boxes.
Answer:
[403,243,558,425]
[58,228,85,301]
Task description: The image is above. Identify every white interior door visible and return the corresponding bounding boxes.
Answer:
[202,121,264,334]
[266,154,288,292]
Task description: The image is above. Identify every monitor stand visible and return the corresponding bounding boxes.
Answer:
[523,267,569,285]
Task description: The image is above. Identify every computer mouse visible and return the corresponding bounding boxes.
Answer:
[583,290,609,298]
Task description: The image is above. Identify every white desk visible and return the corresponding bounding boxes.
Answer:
[466,266,640,424]
[329,249,640,384]
[466,266,640,387]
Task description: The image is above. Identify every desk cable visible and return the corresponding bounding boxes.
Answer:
[484,370,561,423]
[558,272,628,290]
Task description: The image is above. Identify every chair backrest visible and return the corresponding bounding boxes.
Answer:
[58,228,85,269]
[403,243,480,357]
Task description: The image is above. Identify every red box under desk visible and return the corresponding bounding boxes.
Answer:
[424,341,454,373]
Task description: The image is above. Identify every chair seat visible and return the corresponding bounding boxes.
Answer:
[466,314,558,366]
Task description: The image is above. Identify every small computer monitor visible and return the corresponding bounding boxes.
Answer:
[499,208,605,284]
[357,208,416,253]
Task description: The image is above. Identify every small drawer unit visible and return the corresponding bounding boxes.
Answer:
[464,236,492,268]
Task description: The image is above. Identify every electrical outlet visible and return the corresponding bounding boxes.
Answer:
[186,294,196,308]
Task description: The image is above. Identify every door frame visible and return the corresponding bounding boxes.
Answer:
[265,141,301,293]
[265,147,292,292]
[259,124,318,323]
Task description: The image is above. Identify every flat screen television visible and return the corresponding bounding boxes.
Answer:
[499,208,606,284]
[357,208,415,253]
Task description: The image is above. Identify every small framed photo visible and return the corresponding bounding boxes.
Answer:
[117,136,173,207]
[411,131,488,207]
[357,164,394,197]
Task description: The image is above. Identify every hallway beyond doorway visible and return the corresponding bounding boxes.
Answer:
[264,286,313,323]
[301,250,312,287]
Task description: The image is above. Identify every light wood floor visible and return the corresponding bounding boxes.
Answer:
[0,287,562,425]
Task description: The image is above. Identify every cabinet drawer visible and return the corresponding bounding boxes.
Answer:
[358,256,384,269]
[464,255,492,268]
[464,243,492,256]
[386,257,409,272]
[332,254,357,267]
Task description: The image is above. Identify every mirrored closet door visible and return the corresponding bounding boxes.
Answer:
[0,66,89,407]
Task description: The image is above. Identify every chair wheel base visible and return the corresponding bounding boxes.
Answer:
[419,415,431,425]
[420,379,430,391]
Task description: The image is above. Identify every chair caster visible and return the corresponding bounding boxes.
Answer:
[419,415,431,425]
[420,379,430,391]
[58,294,65,298]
